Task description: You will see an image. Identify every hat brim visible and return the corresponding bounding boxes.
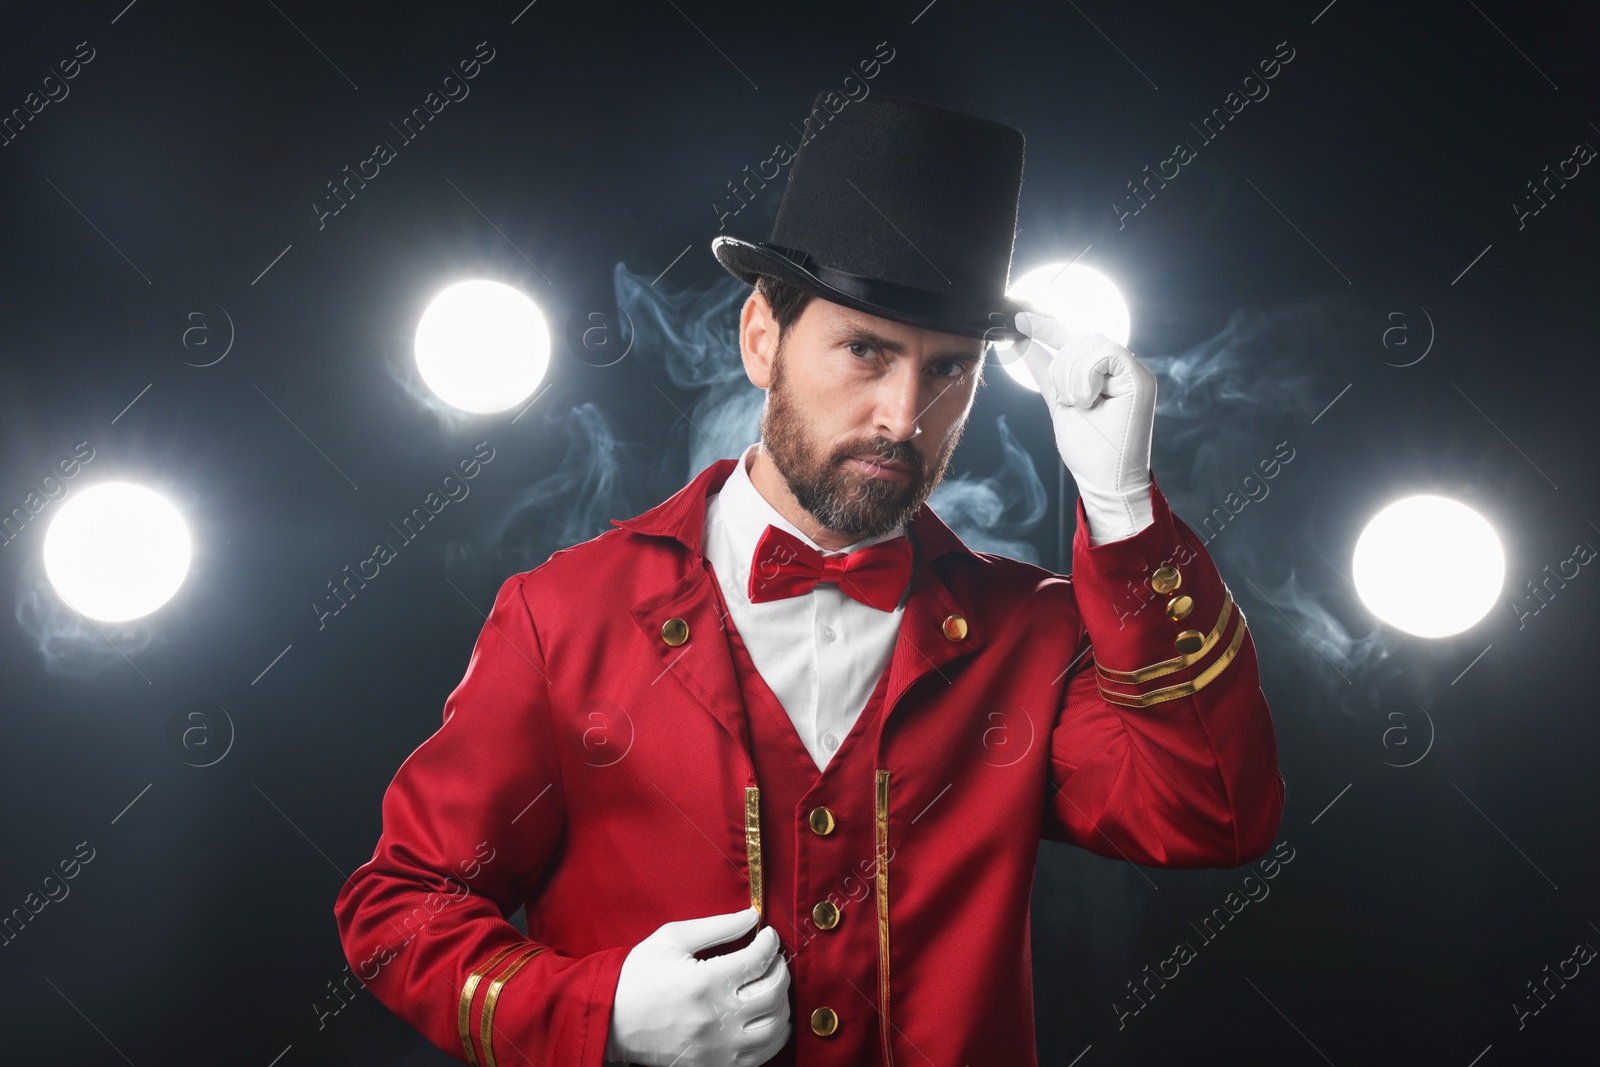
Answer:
[711,236,1025,344]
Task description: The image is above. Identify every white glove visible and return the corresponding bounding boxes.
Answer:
[1012,311,1157,545]
[604,906,791,1067]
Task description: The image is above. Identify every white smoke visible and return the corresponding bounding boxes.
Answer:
[1136,297,1414,714]
[443,400,649,590]
[925,413,1048,564]
[614,259,762,476]
[14,554,157,678]
[1140,301,1335,511]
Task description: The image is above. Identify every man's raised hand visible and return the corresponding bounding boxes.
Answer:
[1013,310,1157,545]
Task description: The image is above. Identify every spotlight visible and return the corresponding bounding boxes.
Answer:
[43,482,191,622]
[997,262,1132,393]
[415,279,551,413]
[1353,495,1504,638]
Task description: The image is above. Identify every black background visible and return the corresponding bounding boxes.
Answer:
[1,1,1596,1063]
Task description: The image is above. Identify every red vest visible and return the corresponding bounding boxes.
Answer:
[706,561,899,1067]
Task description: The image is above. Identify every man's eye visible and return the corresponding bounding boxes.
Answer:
[934,361,967,379]
[848,342,875,358]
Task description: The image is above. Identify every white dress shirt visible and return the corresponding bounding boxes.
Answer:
[702,441,910,773]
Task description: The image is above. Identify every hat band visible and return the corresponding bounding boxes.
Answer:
[764,243,1013,336]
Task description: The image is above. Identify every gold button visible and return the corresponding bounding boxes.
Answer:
[810,1006,839,1036]
[807,806,836,836]
[661,617,689,646]
[1166,594,1194,621]
[941,614,968,641]
[812,901,840,930]
[1174,629,1205,655]
[1151,566,1181,594]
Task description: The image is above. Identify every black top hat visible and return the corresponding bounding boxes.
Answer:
[712,94,1027,342]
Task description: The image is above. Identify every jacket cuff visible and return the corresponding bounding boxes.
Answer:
[460,942,631,1067]
[1072,475,1246,707]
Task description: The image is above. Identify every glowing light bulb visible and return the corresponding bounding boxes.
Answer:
[997,262,1132,393]
[415,279,551,413]
[43,482,191,622]
[1353,495,1504,638]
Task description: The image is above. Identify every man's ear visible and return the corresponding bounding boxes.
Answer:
[740,290,779,389]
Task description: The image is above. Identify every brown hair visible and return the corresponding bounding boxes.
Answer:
[754,275,816,342]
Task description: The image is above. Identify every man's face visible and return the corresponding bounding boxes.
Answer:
[741,291,986,542]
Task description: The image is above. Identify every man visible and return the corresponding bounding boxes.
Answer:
[334,95,1285,1067]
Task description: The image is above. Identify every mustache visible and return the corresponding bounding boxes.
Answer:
[836,442,921,471]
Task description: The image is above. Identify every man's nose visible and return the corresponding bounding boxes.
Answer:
[873,364,924,444]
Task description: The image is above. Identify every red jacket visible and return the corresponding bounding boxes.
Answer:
[333,457,1286,1066]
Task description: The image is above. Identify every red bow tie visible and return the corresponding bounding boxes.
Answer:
[748,524,913,612]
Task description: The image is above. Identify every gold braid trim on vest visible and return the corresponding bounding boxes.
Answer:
[745,785,764,917]
[876,768,895,1066]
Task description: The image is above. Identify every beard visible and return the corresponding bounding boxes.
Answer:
[758,343,965,542]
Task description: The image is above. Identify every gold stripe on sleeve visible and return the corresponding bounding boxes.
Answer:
[1098,614,1249,707]
[745,785,764,918]
[1096,588,1236,684]
[458,942,529,1066]
[875,769,896,1067]
[479,944,549,1067]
